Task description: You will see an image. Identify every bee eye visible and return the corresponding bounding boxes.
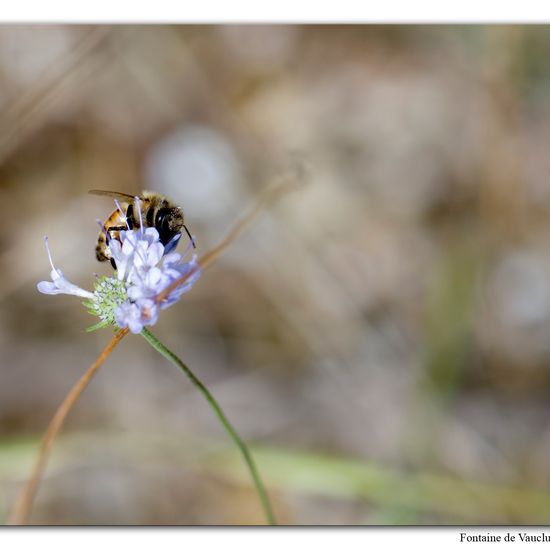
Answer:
[155,208,170,229]
[155,208,173,244]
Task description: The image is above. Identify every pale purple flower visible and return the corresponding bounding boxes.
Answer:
[113,227,201,333]
[114,298,159,334]
[126,251,201,306]
[37,237,94,299]
[156,253,201,308]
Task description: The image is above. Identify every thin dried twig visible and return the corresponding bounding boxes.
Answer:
[156,173,302,304]
[7,328,129,525]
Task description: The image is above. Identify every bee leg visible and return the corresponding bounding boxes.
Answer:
[110,258,117,270]
[126,204,134,229]
[105,226,127,244]
[107,226,127,233]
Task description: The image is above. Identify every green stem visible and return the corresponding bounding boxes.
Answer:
[140,327,276,525]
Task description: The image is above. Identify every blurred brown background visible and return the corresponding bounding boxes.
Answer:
[1,24,550,525]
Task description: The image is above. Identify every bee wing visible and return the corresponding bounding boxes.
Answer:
[88,189,136,201]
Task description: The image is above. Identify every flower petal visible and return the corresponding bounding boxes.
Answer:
[37,268,94,299]
[37,280,64,295]
[114,298,159,333]
[164,233,182,255]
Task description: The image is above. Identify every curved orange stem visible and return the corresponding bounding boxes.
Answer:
[8,328,129,525]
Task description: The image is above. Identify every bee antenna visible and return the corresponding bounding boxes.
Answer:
[183,224,196,249]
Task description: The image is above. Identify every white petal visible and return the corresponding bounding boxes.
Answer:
[109,239,123,260]
[122,234,138,256]
[127,285,147,301]
[147,242,164,266]
[164,233,181,255]
[115,302,137,330]
[38,237,94,299]
[144,227,160,242]
[37,268,94,299]
[37,281,64,295]
[162,252,182,267]
[146,267,163,288]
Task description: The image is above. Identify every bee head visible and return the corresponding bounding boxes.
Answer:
[155,207,184,245]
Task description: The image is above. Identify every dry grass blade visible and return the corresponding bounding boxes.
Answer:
[0,27,110,163]
[7,328,129,525]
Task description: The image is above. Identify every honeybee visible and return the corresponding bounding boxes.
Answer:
[90,190,195,269]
